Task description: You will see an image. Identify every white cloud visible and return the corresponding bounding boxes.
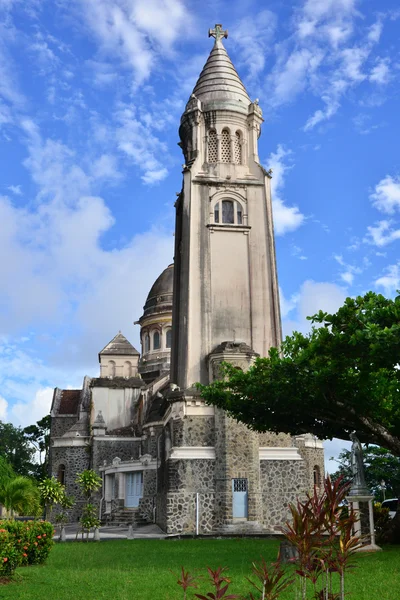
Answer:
[334,254,362,284]
[375,263,400,296]
[370,175,400,214]
[265,145,305,235]
[0,395,8,420]
[281,279,348,337]
[232,11,277,82]
[74,0,191,86]
[370,58,391,85]
[10,387,54,428]
[365,220,400,247]
[7,184,22,195]
[115,104,170,184]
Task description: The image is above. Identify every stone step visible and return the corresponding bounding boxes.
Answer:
[218,520,266,535]
[103,508,150,527]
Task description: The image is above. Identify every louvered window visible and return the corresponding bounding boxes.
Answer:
[221,129,231,162]
[234,132,242,164]
[208,130,217,162]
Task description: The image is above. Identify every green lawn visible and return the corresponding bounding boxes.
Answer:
[3,539,400,600]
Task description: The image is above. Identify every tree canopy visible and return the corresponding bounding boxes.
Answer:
[331,445,400,501]
[199,292,400,455]
[0,415,50,479]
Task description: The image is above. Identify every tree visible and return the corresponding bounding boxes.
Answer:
[23,415,51,479]
[331,445,400,502]
[0,456,15,486]
[0,421,35,476]
[0,476,41,516]
[199,292,400,455]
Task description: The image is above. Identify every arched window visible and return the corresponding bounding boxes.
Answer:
[234,131,242,164]
[123,361,132,377]
[208,129,217,162]
[214,200,243,225]
[57,464,66,485]
[166,329,172,349]
[221,129,231,162]
[108,360,116,377]
[313,465,321,488]
[144,334,150,353]
[153,331,161,350]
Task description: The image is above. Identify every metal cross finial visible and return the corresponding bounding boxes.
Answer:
[208,23,228,43]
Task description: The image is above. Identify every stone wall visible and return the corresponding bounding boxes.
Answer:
[214,409,262,528]
[260,459,308,531]
[295,443,325,492]
[92,438,141,469]
[50,445,90,523]
[258,431,293,447]
[51,416,78,438]
[173,416,215,446]
[164,458,216,534]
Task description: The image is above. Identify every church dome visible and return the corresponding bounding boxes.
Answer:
[141,264,174,319]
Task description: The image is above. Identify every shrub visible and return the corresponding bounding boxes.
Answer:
[373,502,391,533]
[0,528,20,578]
[0,520,54,566]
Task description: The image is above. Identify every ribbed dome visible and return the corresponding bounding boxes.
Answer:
[141,264,173,319]
[189,38,250,110]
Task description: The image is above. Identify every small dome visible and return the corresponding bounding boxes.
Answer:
[141,264,174,319]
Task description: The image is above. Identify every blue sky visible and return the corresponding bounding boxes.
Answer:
[0,0,399,469]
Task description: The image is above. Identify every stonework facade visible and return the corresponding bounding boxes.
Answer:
[49,25,324,535]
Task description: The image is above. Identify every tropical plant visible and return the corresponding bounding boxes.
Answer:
[38,476,66,520]
[75,470,102,540]
[76,469,102,500]
[0,476,41,517]
[281,476,359,600]
[246,557,294,600]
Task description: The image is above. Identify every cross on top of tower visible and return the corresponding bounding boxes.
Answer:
[208,23,228,43]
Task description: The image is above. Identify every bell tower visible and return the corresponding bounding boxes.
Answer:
[171,24,281,390]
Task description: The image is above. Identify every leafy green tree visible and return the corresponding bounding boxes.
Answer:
[0,456,15,486]
[23,415,50,480]
[199,292,400,455]
[331,445,400,501]
[0,476,41,516]
[0,421,35,476]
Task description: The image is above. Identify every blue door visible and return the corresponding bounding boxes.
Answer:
[125,472,143,508]
[232,478,248,518]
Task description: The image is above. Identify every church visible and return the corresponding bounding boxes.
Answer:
[49,25,324,535]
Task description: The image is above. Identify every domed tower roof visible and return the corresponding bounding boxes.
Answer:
[140,264,174,321]
[184,24,251,116]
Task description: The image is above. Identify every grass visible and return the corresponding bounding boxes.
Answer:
[2,539,400,600]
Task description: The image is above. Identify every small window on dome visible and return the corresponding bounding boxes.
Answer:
[166,329,172,349]
[144,334,150,353]
[153,331,161,350]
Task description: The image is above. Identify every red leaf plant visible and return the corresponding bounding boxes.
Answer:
[246,556,295,600]
[280,475,360,600]
[194,566,240,600]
